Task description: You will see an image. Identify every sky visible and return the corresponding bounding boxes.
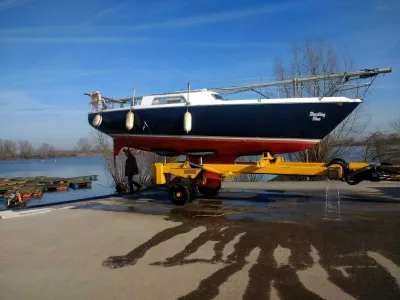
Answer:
[0,0,399,149]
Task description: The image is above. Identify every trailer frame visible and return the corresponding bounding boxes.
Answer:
[152,152,400,205]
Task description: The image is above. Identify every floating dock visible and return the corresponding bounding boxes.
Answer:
[0,175,98,204]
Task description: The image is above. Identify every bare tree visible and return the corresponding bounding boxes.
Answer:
[91,140,103,153]
[0,139,6,159]
[18,140,35,158]
[6,140,18,158]
[92,130,125,191]
[273,40,370,165]
[363,131,400,164]
[36,143,56,158]
[75,138,93,153]
[391,117,400,133]
[0,139,18,159]
[92,130,177,193]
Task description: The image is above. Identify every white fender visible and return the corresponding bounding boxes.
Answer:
[92,114,102,127]
[126,111,134,130]
[183,111,192,133]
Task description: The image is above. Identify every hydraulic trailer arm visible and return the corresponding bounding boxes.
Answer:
[153,153,400,186]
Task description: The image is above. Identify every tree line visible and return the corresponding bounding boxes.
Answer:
[338,118,400,164]
[362,128,400,164]
[0,138,102,160]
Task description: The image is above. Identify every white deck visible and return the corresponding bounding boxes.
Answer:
[90,90,361,113]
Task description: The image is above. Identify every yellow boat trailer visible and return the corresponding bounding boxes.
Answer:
[152,152,400,205]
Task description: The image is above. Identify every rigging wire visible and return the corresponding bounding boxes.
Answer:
[359,76,377,100]
[250,88,269,99]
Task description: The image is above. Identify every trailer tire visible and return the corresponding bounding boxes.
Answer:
[344,174,361,185]
[326,158,348,169]
[328,158,369,185]
[169,184,191,205]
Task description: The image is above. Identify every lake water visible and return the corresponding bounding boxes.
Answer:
[0,156,114,210]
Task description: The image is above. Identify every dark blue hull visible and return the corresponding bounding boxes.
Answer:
[88,101,360,140]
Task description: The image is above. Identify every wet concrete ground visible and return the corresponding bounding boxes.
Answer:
[76,181,400,223]
[0,181,400,299]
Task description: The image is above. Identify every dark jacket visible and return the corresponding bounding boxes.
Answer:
[125,152,139,176]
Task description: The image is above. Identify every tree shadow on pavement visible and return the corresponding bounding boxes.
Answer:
[102,213,400,300]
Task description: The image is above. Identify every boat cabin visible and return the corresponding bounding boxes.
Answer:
[88,89,225,112]
[139,90,224,107]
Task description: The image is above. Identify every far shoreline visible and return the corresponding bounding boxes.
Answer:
[0,152,108,161]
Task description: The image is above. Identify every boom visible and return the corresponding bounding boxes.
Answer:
[209,68,392,93]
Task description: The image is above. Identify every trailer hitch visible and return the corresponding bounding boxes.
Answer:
[327,159,400,185]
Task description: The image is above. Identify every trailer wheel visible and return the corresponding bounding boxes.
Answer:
[326,158,348,171]
[198,183,221,197]
[169,184,191,205]
[326,158,348,182]
[343,175,360,185]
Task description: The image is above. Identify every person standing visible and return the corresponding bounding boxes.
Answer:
[123,148,142,194]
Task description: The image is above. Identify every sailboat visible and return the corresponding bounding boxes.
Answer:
[86,68,391,163]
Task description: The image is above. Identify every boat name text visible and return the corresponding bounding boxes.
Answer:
[309,111,326,121]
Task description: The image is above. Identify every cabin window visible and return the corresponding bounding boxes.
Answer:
[152,96,185,105]
[212,94,224,100]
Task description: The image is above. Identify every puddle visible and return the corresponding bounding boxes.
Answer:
[71,187,400,224]
[218,199,274,209]
[134,206,172,215]
[75,203,137,213]
[226,213,305,222]
[79,201,318,223]
[72,188,317,223]
[220,190,308,198]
